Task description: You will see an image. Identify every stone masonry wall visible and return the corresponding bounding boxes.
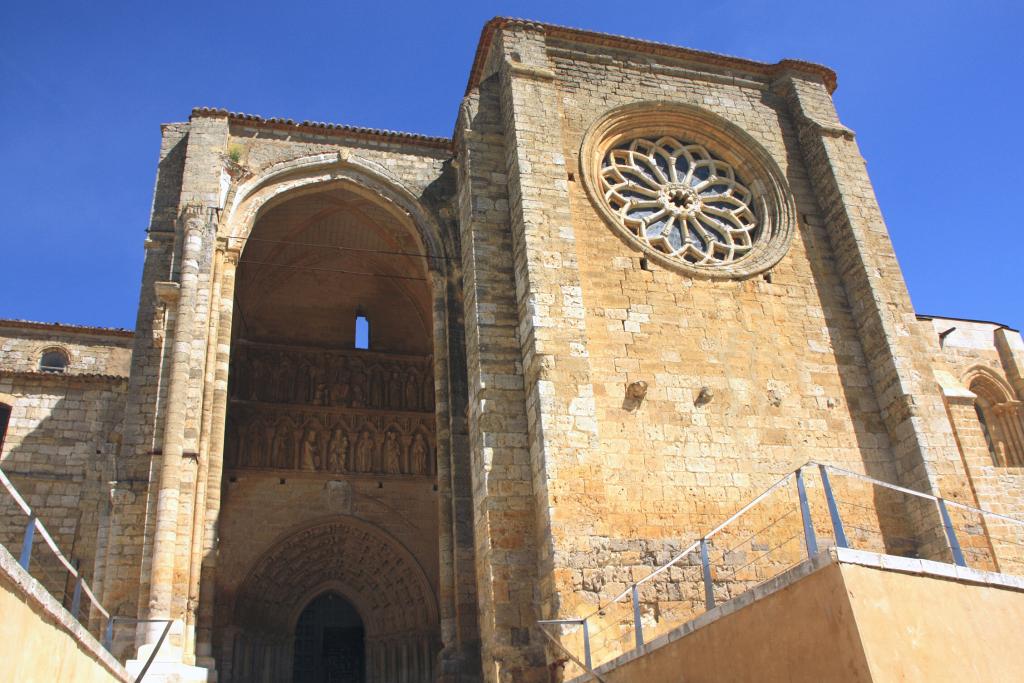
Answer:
[923,317,1024,573]
[0,324,131,622]
[464,23,987,675]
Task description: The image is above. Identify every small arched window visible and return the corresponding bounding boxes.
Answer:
[39,348,69,373]
[354,315,370,350]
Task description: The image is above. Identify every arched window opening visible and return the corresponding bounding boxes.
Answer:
[0,403,11,455]
[969,374,1024,467]
[974,401,1000,465]
[355,314,370,350]
[38,348,69,373]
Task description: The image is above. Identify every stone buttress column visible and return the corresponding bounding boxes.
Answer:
[497,23,602,679]
[131,113,228,682]
[195,246,237,668]
[775,71,970,559]
[454,55,544,683]
[143,203,213,642]
[430,266,483,680]
[995,327,1024,401]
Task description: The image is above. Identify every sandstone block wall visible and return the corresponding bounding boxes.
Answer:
[455,20,997,676]
[921,316,1024,573]
[0,322,131,616]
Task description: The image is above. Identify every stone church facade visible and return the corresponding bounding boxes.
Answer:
[1,17,1023,683]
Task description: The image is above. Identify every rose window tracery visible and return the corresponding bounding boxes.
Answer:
[600,137,759,265]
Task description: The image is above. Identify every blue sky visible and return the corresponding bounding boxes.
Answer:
[0,1,1020,331]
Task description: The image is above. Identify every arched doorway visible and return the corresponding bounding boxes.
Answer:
[212,172,448,681]
[224,518,439,683]
[293,592,365,683]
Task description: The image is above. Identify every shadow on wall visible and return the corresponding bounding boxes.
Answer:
[0,381,125,635]
[771,100,928,559]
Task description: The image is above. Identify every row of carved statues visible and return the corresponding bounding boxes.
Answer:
[225,410,435,476]
[230,342,433,412]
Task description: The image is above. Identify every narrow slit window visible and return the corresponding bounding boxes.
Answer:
[0,403,10,455]
[355,315,370,350]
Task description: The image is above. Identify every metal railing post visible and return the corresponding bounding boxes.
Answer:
[936,498,967,567]
[631,584,644,650]
[700,538,715,610]
[818,464,848,548]
[19,514,36,570]
[71,574,83,620]
[103,617,115,651]
[796,468,818,558]
[581,618,593,671]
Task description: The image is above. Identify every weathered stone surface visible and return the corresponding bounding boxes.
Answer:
[1,16,1021,683]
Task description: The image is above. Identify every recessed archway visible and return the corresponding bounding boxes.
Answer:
[208,157,457,682]
[221,517,439,683]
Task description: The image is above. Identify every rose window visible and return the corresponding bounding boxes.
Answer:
[600,137,760,265]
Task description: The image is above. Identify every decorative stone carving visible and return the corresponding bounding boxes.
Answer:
[229,342,432,412]
[382,431,402,475]
[580,102,797,279]
[231,519,439,683]
[225,341,436,476]
[600,137,758,265]
[226,410,436,476]
[325,429,348,473]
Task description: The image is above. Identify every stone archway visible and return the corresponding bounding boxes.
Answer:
[181,152,479,681]
[222,517,439,682]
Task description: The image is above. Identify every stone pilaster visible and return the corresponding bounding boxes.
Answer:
[195,247,236,669]
[145,203,213,636]
[995,327,1024,401]
[455,70,544,681]
[497,23,603,675]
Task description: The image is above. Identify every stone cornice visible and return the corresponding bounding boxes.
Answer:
[190,107,453,153]
[0,369,128,383]
[0,318,134,339]
[464,17,838,97]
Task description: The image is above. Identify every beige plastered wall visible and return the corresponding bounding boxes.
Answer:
[600,560,1024,683]
[0,546,129,683]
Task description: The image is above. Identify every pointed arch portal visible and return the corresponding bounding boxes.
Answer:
[208,156,466,682]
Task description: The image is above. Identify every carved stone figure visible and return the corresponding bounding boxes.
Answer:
[271,422,293,469]
[383,431,402,474]
[369,367,384,408]
[294,359,312,405]
[355,430,375,473]
[331,368,351,407]
[247,420,267,467]
[404,371,420,411]
[300,429,319,471]
[326,428,348,473]
[388,369,403,409]
[350,364,367,407]
[248,355,263,401]
[410,433,429,475]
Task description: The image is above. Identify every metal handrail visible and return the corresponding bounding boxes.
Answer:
[536,618,605,682]
[103,617,174,683]
[540,460,1024,676]
[0,466,111,622]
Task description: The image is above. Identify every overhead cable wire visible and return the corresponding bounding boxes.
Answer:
[234,234,456,261]
[236,258,430,282]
